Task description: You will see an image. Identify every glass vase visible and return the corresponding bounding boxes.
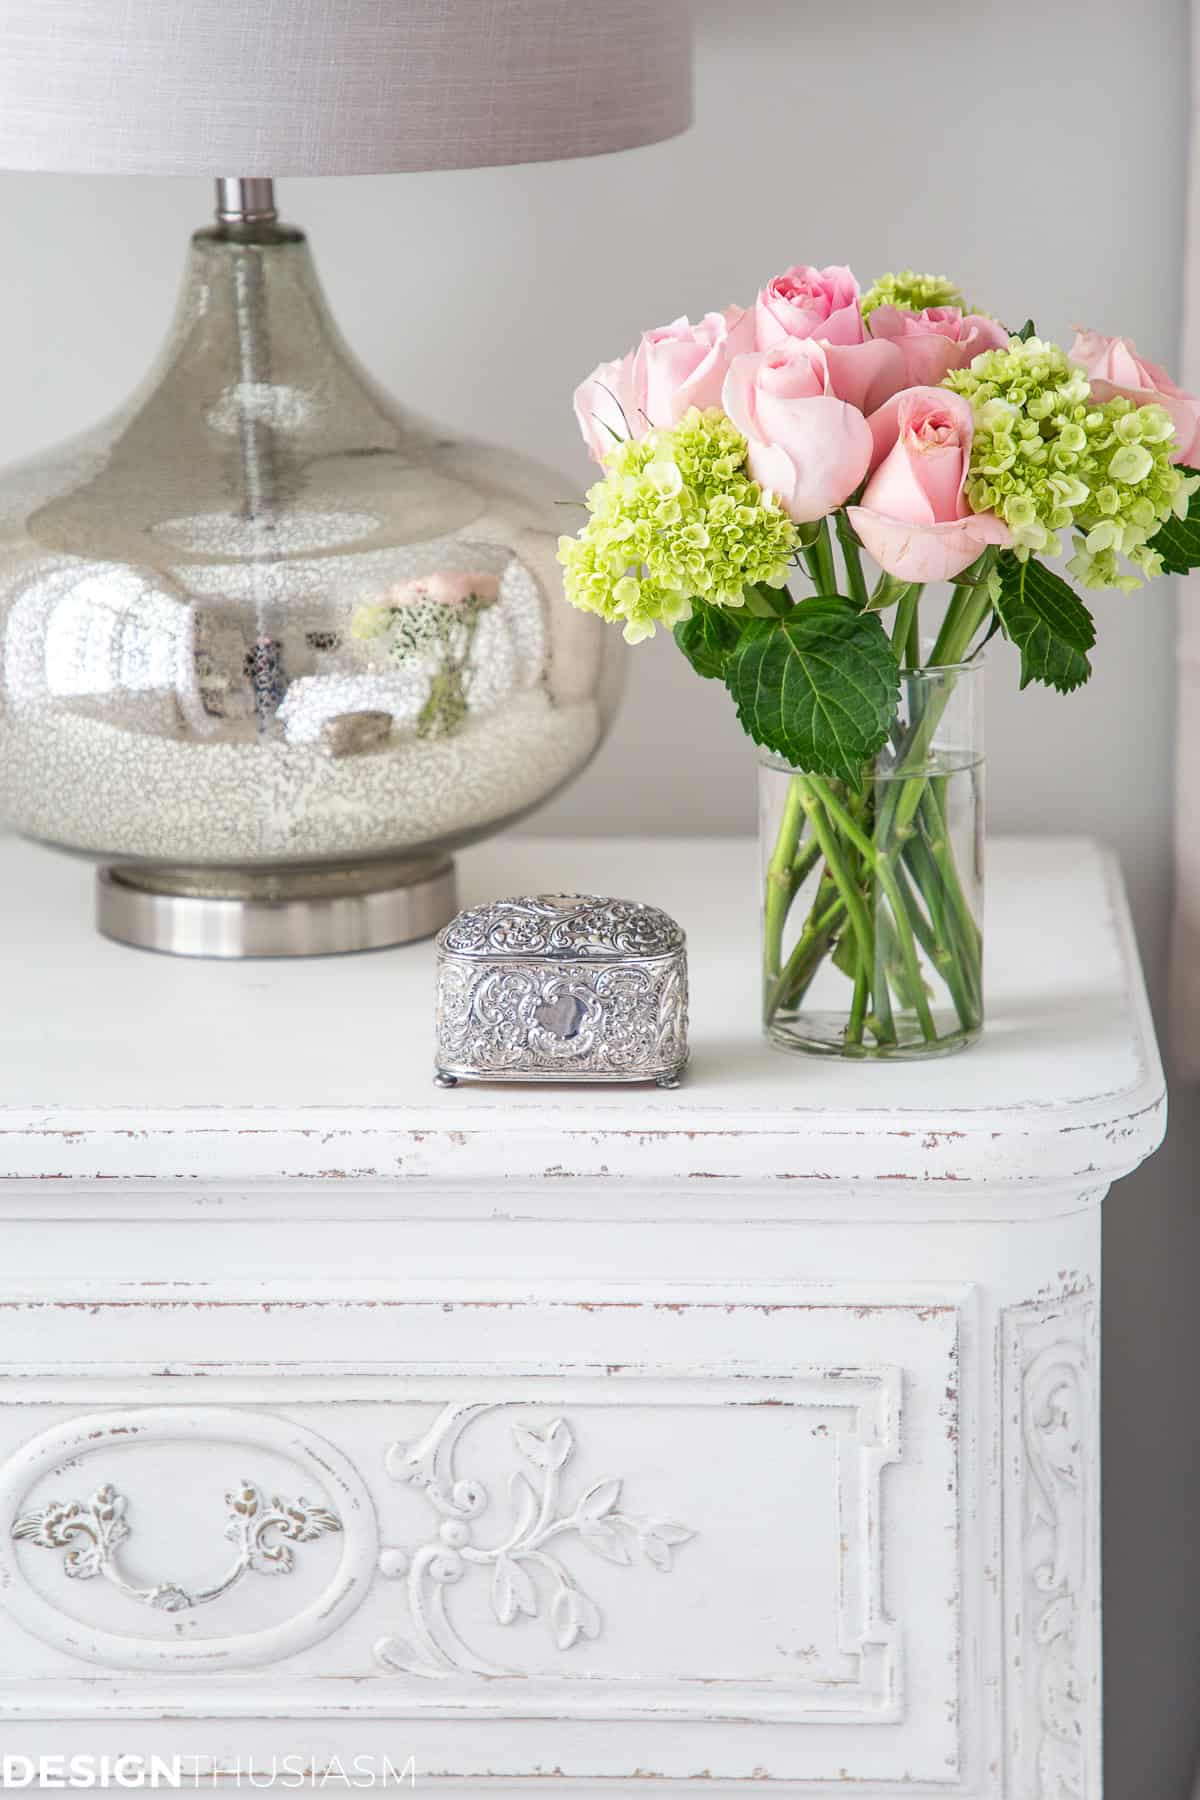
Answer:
[760,661,984,1060]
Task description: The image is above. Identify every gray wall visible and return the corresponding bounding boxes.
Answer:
[0,0,1195,1789]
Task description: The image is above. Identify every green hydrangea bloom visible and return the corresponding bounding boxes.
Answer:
[944,337,1094,556]
[1064,402,1197,589]
[945,337,1194,586]
[351,602,393,641]
[556,408,799,643]
[860,269,966,319]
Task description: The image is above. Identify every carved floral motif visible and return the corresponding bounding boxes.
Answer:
[1004,1286,1098,1800]
[1023,1340,1089,1798]
[12,1481,341,1612]
[375,1405,695,1678]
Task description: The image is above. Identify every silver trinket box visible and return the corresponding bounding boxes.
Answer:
[434,893,688,1087]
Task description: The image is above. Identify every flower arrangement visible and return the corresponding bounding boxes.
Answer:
[558,265,1200,1058]
[353,571,500,739]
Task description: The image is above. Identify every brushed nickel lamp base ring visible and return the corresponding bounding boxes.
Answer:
[96,859,457,959]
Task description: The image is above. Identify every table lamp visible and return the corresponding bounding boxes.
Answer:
[0,0,692,957]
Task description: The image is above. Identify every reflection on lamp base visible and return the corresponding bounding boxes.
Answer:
[96,857,456,959]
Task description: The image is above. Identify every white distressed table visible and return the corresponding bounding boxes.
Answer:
[0,834,1164,1794]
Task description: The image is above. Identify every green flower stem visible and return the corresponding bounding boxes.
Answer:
[867,944,897,1045]
[795,780,875,974]
[930,555,994,666]
[883,689,982,1027]
[890,854,939,961]
[800,547,822,588]
[905,610,921,671]
[761,550,995,1056]
[811,517,839,594]
[868,563,993,946]
[846,962,870,1046]
[782,826,969,1049]
[809,779,938,1044]
[898,835,980,1031]
[938,612,990,668]
[875,716,983,1036]
[765,784,979,1054]
[909,801,982,1021]
[928,588,969,669]
[766,888,846,1020]
[834,511,870,608]
[760,790,824,1016]
[951,585,997,664]
[916,783,982,959]
[763,776,806,985]
[874,554,995,853]
[875,719,940,874]
[892,856,978,1044]
[890,584,922,666]
[840,785,888,1044]
[785,837,824,917]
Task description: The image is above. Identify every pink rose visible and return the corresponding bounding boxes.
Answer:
[867,305,1009,389]
[390,572,500,606]
[819,337,907,415]
[751,271,960,412]
[632,306,755,431]
[755,264,865,350]
[846,386,1010,583]
[722,340,874,524]
[573,351,637,463]
[1070,328,1200,464]
[573,308,753,462]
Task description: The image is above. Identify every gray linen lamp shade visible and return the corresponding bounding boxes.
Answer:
[0,0,692,176]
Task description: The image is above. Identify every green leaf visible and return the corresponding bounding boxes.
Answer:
[673,598,746,681]
[1014,318,1037,342]
[993,551,1095,693]
[724,596,900,789]
[742,581,794,619]
[865,573,916,613]
[1146,466,1200,574]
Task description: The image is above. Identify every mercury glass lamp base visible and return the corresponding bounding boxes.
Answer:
[96,858,457,959]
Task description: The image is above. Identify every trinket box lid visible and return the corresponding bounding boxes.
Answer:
[436,893,685,963]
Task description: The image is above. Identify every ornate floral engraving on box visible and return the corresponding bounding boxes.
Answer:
[12,1480,341,1613]
[375,1403,695,1677]
[440,894,684,962]
[435,893,688,1084]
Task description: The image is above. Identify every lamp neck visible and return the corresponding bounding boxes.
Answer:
[214,177,278,230]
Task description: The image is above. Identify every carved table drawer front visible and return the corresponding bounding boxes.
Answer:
[0,1284,963,1787]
